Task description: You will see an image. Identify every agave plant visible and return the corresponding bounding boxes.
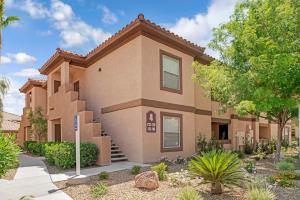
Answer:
[188,150,242,194]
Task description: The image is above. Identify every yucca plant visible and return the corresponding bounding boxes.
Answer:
[188,150,242,194]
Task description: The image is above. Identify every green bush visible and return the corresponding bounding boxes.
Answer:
[151,162,168,181]
[275,161,295,171]
[245,161,255,173]
[90,183,108,198]
[245,188,275,200]
[24,141,36,151]
[98,171,109,180]
[277,177,294,187]
[179,186,203,200]
[131,165,141,175]
[266,176,276,184]
[189,150,242,194]
[284,157,296,164]
[0,134,20,177]
[28,142,43,155]
[44,142,98,169]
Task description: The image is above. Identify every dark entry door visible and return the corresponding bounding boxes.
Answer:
[74,81,80,99]
[54,124,61,142]
[219,124,228,140]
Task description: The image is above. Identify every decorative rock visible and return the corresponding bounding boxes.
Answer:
[134,171,159,190]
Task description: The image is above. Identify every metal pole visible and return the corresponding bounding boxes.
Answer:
[76,115,80,176]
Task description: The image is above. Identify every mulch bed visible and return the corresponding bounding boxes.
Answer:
[52,157,300,200]
[1,167,18,180]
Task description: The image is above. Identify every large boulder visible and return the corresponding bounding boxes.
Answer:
[134,171,159,190]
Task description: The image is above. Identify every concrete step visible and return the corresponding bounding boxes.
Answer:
[111,149,121,153]
[111,157,128,162]
[111,153,126,158]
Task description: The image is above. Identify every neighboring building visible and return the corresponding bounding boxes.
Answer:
[17,79,47,145]
[18,14,291,165]
[1,111,21,135]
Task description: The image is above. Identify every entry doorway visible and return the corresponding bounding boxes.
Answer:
[54,124,61,142]
[219,124,229,140]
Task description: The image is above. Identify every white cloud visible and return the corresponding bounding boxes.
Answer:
[99,5,118,24]
[1,56,12,64]
[12,53,37,64]
[11,0,111,48]
[1,53,36,65]
[169,0,238,57]
[50,0,111,47]
[14,68,40,77]
[3,78,24,115]
[20,0,50,19]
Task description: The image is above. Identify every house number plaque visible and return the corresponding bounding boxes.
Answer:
[146,111,156,132]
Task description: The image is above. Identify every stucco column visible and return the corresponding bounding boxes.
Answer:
[60,61,70,92]
[230,118,238,150]
[47,120,53,141]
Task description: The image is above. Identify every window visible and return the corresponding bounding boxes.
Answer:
[219,124,229,140]
[161,112,183,152]
[54,80,61,93]
[160,50,182,94]
[74,81,80,99]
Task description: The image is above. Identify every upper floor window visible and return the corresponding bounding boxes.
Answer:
[54,80,61,94]
[160,50,182,94]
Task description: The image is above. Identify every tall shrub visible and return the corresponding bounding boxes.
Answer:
[0,134,20,177]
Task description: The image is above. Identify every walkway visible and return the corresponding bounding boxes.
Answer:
[51,161,150,182]
[0,154,72,200]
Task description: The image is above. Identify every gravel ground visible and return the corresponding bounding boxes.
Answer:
[54,158,300,200]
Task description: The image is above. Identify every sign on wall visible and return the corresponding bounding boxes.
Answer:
[146,111,156,133]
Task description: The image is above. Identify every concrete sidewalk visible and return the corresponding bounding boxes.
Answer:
[51,161,150,182]
[0,154,72,200]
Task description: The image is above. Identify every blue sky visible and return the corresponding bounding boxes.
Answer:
[1,0,238,115]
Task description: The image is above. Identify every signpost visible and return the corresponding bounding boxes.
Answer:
[74,115,80,176]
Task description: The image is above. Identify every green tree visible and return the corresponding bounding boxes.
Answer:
[27,107,47,142]
[0,78,9,127]
[193,0,300,161]
[0,0,20,63]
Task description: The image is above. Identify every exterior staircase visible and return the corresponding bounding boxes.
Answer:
[101,129,128,162]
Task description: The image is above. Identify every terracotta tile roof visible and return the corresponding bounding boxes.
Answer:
[39,13,214,74]
[19,78,47,93]
[1,112,21,132]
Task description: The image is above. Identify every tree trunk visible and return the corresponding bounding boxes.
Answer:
[211,182,222,194]
[275,123,284,162]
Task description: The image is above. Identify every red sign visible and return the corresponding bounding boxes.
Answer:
[146,111,156,132]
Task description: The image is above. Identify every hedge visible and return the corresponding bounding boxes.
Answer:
[24,141,59,156]
[0,134,20,178]
[44,142,99,169]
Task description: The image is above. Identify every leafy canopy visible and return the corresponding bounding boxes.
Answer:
[193,0,300,123]
[27,107,47,141]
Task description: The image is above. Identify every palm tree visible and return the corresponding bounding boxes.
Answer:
[0,1,20,63]
[188,150,242,194]
[0,78,9,127]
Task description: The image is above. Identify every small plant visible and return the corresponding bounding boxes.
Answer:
[98,171,109,180]
[245,161,255,173]
[131,165,141,175]
[275,161,295,171]
[90,183,108,198]
[284,157,296,164]
[277,177,294,187]
[266,176,276,184]
[189,150,242,194]
[179,186,203,200]
[151,162,168,181]
[245,188,275,200]
[233,150,245,159]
